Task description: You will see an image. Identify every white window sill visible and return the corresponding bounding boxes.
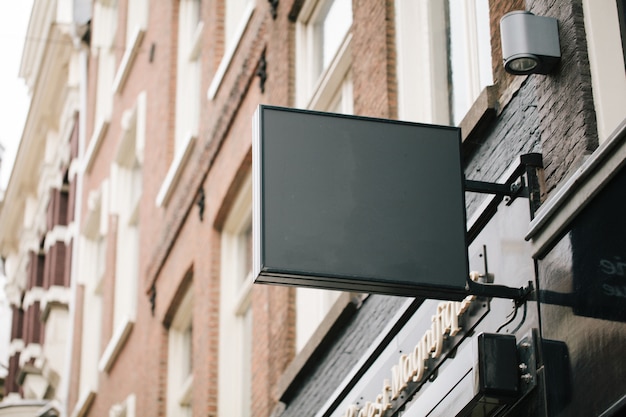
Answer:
[19,343,42,367]
[112,26,145,94]
[207,3,255,100]
[156,133,196,207]
[70,389,96,417]
[41,286,72,322]
[306,33,353,111]
[189,22,204,61]
[98,316,134,372]
[84,118,110,173]
[44,225,70,250]
[178,374,193,406]
[23,287,45,310]
[9,338,25,356]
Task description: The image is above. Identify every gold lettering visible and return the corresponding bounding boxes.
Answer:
[402,352,413,382]
[431,312,443,358]
[411,343,425,382]
[440,301,461,337]
[343,405,359,417]
[345,288,479,417]
[391,355,407,399]
[380,379,391,411]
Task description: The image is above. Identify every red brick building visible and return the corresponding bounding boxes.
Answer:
[2,0,626,416]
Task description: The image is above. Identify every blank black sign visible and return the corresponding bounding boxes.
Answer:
[253,105,469,299]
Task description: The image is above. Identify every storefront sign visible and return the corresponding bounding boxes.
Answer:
[336,278,483,417]
[253,105,469,299]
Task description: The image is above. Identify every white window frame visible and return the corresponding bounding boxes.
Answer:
[99,91,145,372]
[92,0,118,126]
[157,0,203,208]
[295,0,353,110]
[394,0,493,126]
[219,174,253,417]
[207,0,255,99]
[78,181,108,396]
[583,0,626,143]
[167,288,193,417]
[109,393,136,417]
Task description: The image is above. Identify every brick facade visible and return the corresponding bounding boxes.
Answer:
[3,0,618,415]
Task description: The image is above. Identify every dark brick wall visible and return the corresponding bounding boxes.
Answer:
[527,0,598,193]
[464,77,542,218]
[279,295,408,417]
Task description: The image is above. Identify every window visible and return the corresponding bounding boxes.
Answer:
[113,0,148,92]
[156,0,202,207]
[110,394,136,417]
[226,0,254,50]
[583,0,626,142]
[394,0,493,125]
[207,0,254,98]
[295,0,353,111]
[92,0,118,125]
[175,0,202,152]
[126,0,148,46]
[447,0,493,125]
[219,175,252,417]
[78,181,108,396]
[167,286,193,417]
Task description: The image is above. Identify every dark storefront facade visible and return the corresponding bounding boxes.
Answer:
[271,125,626,417]
[267,2,626,416]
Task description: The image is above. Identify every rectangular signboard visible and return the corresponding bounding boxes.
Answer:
[253,105,469,299]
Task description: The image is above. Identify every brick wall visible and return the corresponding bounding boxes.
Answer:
[528,0,598,193]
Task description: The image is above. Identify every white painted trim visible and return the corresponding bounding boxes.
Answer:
[583,0,626,143]
[70,390,96,417]
[41,286,72,317]
[307,33,352,111]
[44,225,70,251]
[178,375,193,406]
[219,174,253,417]
[207,2,255,100]
[189,21,204,61]
[23,287,46,309]
[98,316,134,372]
[112,27,146,94]
[19,343,42,367]
[84,118,110,173]
[9,339,25,356]
[155,133,197,207]
[526,119,626,257]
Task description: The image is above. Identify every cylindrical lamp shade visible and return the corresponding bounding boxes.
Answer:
[500,11,561,75]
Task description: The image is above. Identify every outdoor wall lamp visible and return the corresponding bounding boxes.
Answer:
[500,11,561,75]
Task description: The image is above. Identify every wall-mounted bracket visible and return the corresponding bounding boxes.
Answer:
[467,277,534,306]
[465,153,544,219]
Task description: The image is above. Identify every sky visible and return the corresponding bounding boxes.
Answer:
[0,1,34,190]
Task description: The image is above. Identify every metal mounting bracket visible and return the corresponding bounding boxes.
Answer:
[465,153,544,220]
[466,277,534,305]
[462,154,543,303]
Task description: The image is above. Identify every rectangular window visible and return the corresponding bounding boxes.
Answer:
[296,0,353,110]
[583,0,626,142]
[394,0,493,125]
[446,0,493,125]
[175,0,202,152]
[92,0,118,124]
[167,285,193,417]
[226,0,253,50]
[219,175,252,417]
